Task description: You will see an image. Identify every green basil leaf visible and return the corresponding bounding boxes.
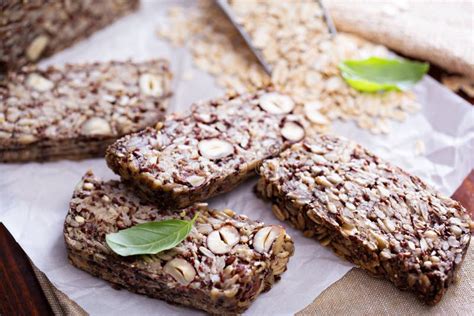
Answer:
[338,57,429,92]
[105,213,199,256]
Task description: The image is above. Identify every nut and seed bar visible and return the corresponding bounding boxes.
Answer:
[0,60,172,162]
[1,0,138,71]
[106,90,305,209]
[64,171,294,315]
[256,134,472,305]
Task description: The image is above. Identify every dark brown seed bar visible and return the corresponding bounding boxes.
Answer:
[64,171,294,315]
[106,90,306,209]
[0,60,172,162]
[256,134,472,305]
[1,0,139,71]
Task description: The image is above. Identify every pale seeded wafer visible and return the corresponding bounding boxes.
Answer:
[1,0,139,71]
[256,134,472,305]
[64,171,294,315]
[0,59,172,162]
[106,90,306,209]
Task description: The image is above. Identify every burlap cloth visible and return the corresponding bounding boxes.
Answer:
[326,0,474,79]
[31,261,87,315]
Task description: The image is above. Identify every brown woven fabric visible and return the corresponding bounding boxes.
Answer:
[297,243,474,315]
[31,261,88,316]
[327,1,474,79]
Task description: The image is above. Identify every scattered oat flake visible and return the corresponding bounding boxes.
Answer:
[415,139,426,156]
[157,0,421,135]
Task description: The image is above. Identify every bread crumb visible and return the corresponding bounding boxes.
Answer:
[415,139,426,156]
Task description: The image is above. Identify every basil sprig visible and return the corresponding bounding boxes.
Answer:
[338,57,429,92]
[106,213,199,256]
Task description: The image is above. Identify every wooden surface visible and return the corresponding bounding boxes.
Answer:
[452,170,474,218]
[0,223,54,316]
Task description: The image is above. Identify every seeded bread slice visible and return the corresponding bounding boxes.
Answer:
[64,171,294,315]
[0,60,172,162]
[106,90,306,209]
[1,0,139,71]
[256,134,472,305]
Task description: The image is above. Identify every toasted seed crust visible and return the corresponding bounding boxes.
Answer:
[64,171,294,315]
[256,134,472,305]
[1,0,138,71]
[105,90,305,209]
[0,60,172,162]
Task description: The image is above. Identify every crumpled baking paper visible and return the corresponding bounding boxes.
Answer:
[1,1,473,315]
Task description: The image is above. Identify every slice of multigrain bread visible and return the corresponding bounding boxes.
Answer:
[64,171,294,315]
[256,134,472,305]
[106,90,306,209]
[1,0,139,71]
[0,60,172,162]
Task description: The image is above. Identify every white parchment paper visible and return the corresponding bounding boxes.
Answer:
[1,1,473,315]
